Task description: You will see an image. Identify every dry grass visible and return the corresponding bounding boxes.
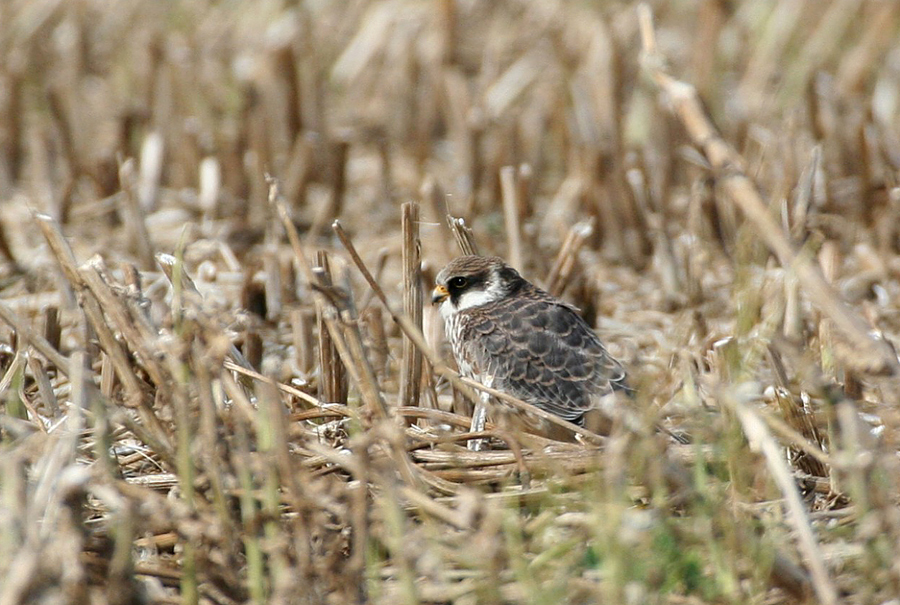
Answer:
[2,0,900,603]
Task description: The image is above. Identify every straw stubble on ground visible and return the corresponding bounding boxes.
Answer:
[1,1,900,604]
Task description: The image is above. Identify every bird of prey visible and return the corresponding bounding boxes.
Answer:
[431,255,628,443]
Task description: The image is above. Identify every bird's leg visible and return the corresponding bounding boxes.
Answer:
[467,391,490,451]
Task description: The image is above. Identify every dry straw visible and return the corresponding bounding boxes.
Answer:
[1,1,900,604]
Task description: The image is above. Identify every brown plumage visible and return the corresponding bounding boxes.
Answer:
[432,255,628,425]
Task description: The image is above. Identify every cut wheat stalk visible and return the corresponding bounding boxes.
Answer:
[314,251,348,406]
[34,212,174,461]
[723,388,838,605]
[447,215,479,256]
[499,165,523,270]
[399,201,423,409]
[638,4,898,376]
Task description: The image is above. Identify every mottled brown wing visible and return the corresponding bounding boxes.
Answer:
[459,287,628,423]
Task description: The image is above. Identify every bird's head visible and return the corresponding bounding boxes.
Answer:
[432,256,523,317]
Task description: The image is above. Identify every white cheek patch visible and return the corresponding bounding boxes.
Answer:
[455,288,500,311]
[440,287,491,321]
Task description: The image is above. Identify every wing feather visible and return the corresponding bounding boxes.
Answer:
[457,285,628,423]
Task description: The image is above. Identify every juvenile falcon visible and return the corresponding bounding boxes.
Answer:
[431,255,628,434]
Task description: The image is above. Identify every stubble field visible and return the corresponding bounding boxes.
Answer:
[1,1,900,604]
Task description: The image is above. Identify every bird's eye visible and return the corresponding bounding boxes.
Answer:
[448,276,468,289]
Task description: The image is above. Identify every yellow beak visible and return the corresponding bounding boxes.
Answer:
[431,284,449,305]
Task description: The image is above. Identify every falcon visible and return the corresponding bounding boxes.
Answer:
[431,255,628,441]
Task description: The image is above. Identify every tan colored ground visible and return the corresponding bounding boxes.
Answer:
[1,1,900,603]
